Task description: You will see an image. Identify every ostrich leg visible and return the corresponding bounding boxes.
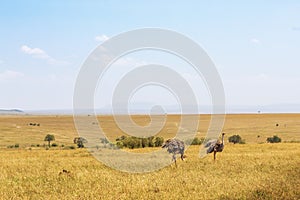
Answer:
[172,154,177,166]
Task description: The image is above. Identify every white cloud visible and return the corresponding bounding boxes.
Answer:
[20,45,69,65]
[250,38,261,44]
[21,45,50,59]
[0,70,24,81]
[95,34,109,42]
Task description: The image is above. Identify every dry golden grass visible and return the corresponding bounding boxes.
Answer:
[1,114,300,148]
[0,114,299,199]
[0,144,299,200]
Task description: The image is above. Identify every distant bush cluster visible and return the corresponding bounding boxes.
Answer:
[97,136,205,150]
[227,134,283,144]
[7,144,19,148]
[184,137,204,145]
[114,136,164,149]
[228,135,245,144]
[266,135,281,143]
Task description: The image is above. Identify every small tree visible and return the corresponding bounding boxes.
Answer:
[228,135,243,144]
[74,137,88,148]
[266,135,282,143]
[51,143,58,147]
[44,134,55,147]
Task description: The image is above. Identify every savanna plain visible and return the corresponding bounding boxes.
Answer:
[0,114,299,200]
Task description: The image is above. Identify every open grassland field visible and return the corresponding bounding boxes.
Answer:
[1,114,300,148]
[0,114,300,199]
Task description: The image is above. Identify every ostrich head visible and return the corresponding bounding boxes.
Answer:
[161,139,172,148]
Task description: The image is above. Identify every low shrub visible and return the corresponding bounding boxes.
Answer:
[191,137,204,145]
[228,135,244,144]
[154,137,164,147]
[51,143,58,147]
[267,135,282,143]
[184,137,204,145]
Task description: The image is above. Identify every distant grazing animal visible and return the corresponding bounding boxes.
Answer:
[162,138,186,166]
[59,169,71,176]
[205,133,225,161]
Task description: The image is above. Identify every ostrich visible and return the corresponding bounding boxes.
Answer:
[205,133,225,161]
[162,138,186,166]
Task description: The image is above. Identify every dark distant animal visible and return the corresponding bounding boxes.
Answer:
[59,169,71,176]
[162,138,186,166]
[205,133,225,160]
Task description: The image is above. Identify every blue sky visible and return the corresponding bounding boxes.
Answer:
[0,1,300,111]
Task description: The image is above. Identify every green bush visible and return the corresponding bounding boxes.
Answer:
[125,137,141,149]
[184,137,204,145]
[191,137,204,145]
[116,141,124,149]
[148,136,154,147]
[141,138,149,148]
[267,135,282,143]
[154,137,164,147]
[228,135,243,144]
[14,144,19,148]
[116,135,163,149]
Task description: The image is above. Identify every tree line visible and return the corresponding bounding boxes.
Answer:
[7,133,283,149]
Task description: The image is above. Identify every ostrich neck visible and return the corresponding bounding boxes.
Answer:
[222,134,225,144]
